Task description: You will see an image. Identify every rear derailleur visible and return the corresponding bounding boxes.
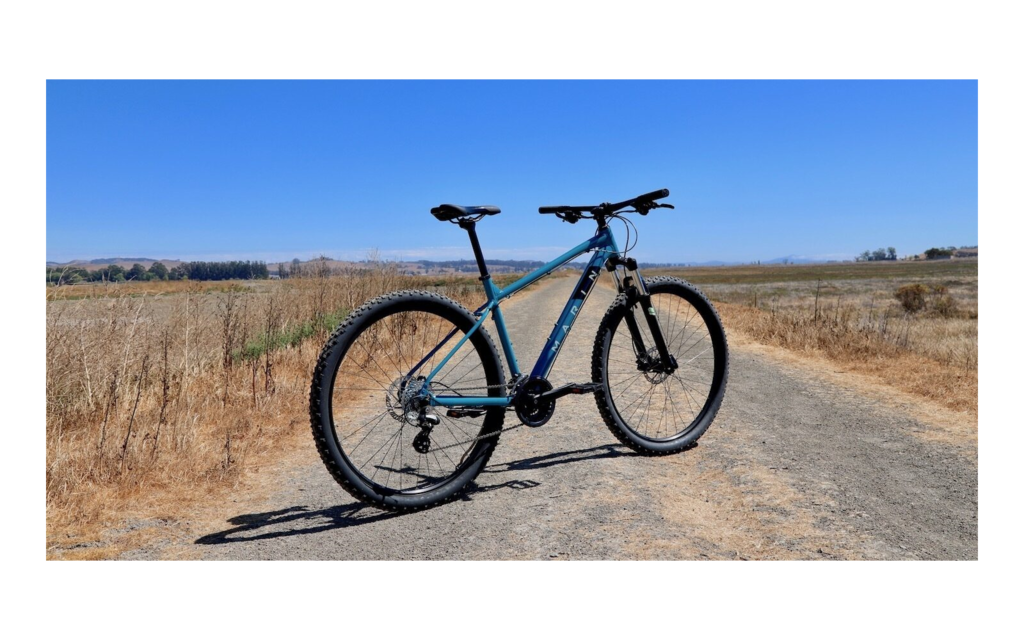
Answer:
[388,375,442,453]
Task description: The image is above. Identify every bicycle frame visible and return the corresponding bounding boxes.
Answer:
[417,224,621,408]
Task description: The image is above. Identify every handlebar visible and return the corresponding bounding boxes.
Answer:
[538,188,672,221]
[538,205,591,214]
[605,188,669,212]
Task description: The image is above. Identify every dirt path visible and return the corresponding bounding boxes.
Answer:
[131,274,977,560]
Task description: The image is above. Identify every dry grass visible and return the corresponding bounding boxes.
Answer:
[45,262,503,558]
[717,303,977,413]
[649,260,978,414]
[664,258,978,285]
[46,279,250,300]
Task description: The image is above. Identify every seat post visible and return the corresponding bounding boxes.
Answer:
[458,219,490,280]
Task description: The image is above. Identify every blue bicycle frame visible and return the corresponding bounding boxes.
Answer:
[417,225,621,408]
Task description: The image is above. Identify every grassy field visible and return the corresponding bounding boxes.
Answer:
[649,259,978,413]
[46,258,976,556]
[45,265,531,557]
[661,259,978,285]
[45,279,251,300]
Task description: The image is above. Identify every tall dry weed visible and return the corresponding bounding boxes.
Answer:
[45,263,482,553]
[718,297,977,413]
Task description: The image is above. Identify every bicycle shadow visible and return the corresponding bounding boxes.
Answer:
[484,443,636,473]
[195,443,642,546]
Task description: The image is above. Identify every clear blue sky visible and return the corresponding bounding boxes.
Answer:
[46,80,977,264]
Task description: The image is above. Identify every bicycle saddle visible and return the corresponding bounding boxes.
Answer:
[430,204,501,222]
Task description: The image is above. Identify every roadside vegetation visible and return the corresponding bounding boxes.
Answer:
[650,259,978,413]
[47,255,976,556]
[45,260,518,557]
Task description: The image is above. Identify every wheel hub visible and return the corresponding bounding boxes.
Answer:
[387,376,442,452]
[387,376,429,421]
[638,347,675,384]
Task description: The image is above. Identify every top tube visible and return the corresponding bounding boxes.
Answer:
[422,226,618,388]
[493,226,618,302]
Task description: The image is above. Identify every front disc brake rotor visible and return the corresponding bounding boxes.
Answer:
[640,347,671,384]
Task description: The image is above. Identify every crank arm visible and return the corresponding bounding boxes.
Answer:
[538,382,600,402]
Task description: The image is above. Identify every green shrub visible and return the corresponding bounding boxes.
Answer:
[233,309,348,362]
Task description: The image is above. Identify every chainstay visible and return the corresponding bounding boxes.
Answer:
[416,381,524,454]
[432,383,508,393]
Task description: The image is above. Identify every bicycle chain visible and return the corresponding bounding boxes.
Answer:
[421,382,525,454]
[424,418,525,454]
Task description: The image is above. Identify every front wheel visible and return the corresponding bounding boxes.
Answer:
[592,276,729,455]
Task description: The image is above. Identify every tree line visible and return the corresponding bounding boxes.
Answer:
[854,245,976,261]
[277,257,329,279]
[46,260,270,284]
[180,261,270,281]
[856,247,898,262]
[922,246,964,259]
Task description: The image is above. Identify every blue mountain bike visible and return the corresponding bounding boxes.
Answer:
[310,189,729,511]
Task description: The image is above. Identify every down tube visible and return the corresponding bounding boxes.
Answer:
[530,250,612,379]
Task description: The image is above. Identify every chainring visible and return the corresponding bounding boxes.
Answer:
[515,377,555,428]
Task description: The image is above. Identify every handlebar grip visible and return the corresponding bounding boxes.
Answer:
[638,188,669,201]
[538,206,563,214]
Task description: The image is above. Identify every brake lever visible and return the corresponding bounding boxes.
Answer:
[635,201,675,215]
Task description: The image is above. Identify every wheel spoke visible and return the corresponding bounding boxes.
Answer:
[602,286,722,443]
[325,304,503,496]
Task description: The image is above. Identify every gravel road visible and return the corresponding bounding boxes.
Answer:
[185,275,977,560]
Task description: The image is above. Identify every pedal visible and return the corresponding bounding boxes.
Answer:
[446,409,487,419]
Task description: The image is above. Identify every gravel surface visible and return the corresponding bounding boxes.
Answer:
[166,275,976,560]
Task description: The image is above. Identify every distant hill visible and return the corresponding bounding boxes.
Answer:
[43,255,815,276]
[679,260,737,267]
[763,255,819,265]
[85,257,157,265]
[47,258,185,271]
[50,256,571,276]
[412,259,592,274]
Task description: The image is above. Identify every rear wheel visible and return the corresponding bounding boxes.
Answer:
[592,276,728,454]
[310,290,505,511]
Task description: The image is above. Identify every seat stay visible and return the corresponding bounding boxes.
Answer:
[420,305,494,387]
[404,325,460,379]
[424,226,620,408]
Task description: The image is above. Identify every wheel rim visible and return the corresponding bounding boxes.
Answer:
[328,307,498,495]
[604,291,718,441]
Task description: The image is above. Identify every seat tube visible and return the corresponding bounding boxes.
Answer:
[461,222,521,378]
[490,303,520,377]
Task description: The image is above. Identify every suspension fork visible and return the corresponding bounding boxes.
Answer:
[606,256,676,373]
